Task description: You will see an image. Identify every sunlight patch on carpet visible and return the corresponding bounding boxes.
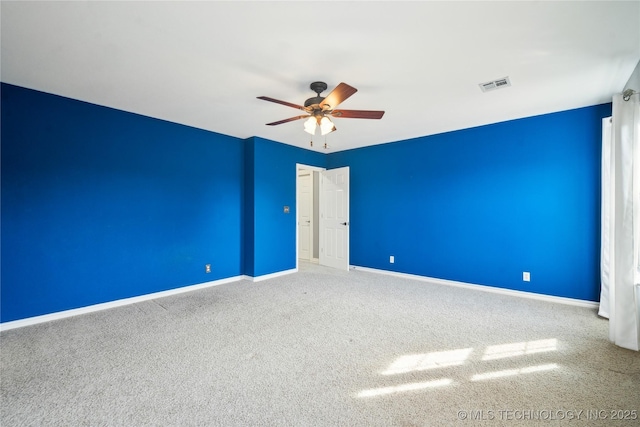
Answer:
[482,339,557,361]
[471,363,558,381]
[381,348,473,375]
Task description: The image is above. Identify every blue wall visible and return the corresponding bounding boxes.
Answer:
[1,84,244,322]
[1,82,610,323]
[247,137,325,276]
[328,104,611,301]
[1,84,326,322]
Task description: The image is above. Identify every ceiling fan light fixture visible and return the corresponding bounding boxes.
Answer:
[319,116,335,135]
[303,116,317,134]
[258,81,384,138]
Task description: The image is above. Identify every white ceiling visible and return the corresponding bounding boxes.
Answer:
[2,1,639,153]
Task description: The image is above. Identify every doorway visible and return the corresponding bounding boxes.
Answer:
[297,166,320,264]
[296,164,350,271]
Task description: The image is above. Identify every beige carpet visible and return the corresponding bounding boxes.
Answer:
[1,262,639,426]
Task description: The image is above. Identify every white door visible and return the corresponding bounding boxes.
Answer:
[319,167,350,270]
[297,172,312,261]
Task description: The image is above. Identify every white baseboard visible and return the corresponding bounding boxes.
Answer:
[0,268,301,331]
[0,275,246,332]
[0,268,306,332]
[245,268,297,282]
[350,265,600,309]
[3,265,594,331]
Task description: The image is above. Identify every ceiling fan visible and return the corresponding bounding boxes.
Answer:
[257,81,385,136]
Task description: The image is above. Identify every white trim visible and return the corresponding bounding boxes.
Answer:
[4,265,594,331]
[246,268,297,283]
[296,163,325,173]
[1,268,300,331]
[350,265,599,309]
[0,275,246,332]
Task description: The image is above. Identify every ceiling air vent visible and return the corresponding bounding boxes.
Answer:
[479,76,511,92]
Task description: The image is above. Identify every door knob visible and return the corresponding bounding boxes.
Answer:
[340,222,349,226]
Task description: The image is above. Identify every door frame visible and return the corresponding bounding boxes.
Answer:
[296,163,325,270]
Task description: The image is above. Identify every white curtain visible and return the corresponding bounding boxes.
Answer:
[599,117,612,319]
[600,92,640,351]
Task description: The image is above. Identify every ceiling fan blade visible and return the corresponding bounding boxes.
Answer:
[265,115,309,126]
[257,96,307,111]
[319,83,357,109]
[331,109,385,119]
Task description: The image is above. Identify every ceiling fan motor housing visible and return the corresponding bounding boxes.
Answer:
[304,96,325,108]
[305,81,329,108]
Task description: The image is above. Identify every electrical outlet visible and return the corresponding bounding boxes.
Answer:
[390,256,395,264]
[205,264,212,274]
[523,272,530,282]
